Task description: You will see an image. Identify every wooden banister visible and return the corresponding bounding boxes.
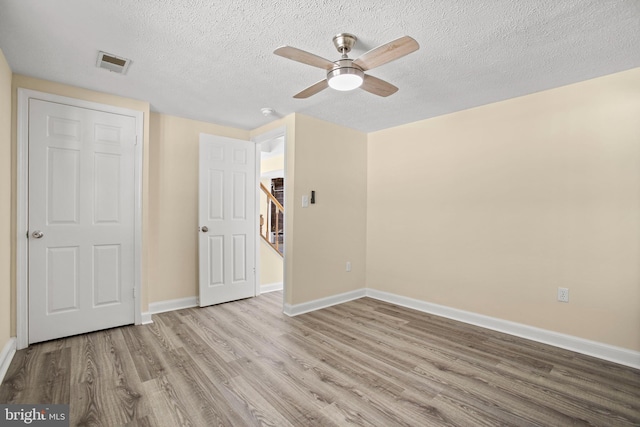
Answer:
[260,183,284,212]
[260,182,284,257]
[260,234,282,254]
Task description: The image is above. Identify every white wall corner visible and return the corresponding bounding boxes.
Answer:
[365,288,640,370]
[283,288,367,317]
[261,282,283,294]
[0,338,17,385]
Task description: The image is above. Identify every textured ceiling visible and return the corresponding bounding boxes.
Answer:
[1,0,639,132]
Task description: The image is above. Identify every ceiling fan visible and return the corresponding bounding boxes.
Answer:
[274,33,419,99]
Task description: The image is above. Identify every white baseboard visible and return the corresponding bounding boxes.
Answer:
[142,287,284,324]
[283,288,366,317]
[0,338,17,385]
[148,296,198,317]
[365,289,640,370]
[140,312,153,325]
[261,282,283,293]
[139,288,639,369]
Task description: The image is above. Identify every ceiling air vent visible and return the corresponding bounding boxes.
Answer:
[96,51,131,74]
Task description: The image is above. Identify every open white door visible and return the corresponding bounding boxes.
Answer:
[199,134,257,307]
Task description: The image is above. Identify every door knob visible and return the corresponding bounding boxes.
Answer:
[32,230,44,239]
[201,226,209,233]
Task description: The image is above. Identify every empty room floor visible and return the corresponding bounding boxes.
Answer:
[1,291,639,426]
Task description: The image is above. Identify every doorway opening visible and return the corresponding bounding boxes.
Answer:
[253,128,286,301]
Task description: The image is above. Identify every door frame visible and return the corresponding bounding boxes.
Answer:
[16,89,144,349]
[251,126,287,301]
[253,138,262,297]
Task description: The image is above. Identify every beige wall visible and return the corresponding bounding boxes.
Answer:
[261,154,284,175]
[0,50,12,353]
[148,113,248,303]
[252,114,365,306]
[289,114,368,304]
[260,241,283,285]
[367,68,640,351]
[5,61,636,356]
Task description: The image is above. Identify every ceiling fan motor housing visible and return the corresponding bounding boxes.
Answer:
[332,33,357,55]
[327,59,364,91]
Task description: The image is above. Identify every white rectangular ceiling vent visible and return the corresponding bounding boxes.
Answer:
[96,51,131,74]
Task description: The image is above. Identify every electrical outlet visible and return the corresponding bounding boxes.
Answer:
[557,287,569,303]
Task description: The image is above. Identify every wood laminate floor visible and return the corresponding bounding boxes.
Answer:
[1,291,639,426]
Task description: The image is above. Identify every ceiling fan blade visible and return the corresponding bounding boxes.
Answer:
[274,46,335,70]
[353,36,419,71]
[293,79,329,99]
[360,74,398,97]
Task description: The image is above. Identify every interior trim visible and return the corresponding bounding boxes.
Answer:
[140,312,153,325]
[251,126,288,311]
[149,296,198,315]
[0,338,16,385]
[283,289,366,317]
[260,282,284,294]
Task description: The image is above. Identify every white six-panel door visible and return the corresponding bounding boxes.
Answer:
[28,99,136,344]
[199,134,256,307]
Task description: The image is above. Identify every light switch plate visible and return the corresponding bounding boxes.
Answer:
[302,195,309,208]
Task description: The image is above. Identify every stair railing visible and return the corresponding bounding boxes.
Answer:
[260,183,284,256]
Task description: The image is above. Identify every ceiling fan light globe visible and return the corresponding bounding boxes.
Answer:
[327,67,364,91]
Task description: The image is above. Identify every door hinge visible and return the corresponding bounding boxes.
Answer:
[133,288,137,299]
[135,136,139,146]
